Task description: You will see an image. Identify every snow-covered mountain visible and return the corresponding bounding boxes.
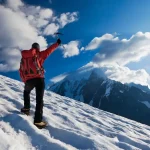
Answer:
[1,75,150,149]
[127,82,150,94]
[48,63,150,126]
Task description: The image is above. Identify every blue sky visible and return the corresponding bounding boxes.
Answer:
[1,0,150,85]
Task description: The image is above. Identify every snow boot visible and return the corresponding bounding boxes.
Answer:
[21,108,30,115]
[34,121,47,129]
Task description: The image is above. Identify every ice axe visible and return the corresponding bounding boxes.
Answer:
[54,32,64,38]
[54,32,66,50]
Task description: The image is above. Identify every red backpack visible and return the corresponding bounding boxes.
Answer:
[19,49,44,82]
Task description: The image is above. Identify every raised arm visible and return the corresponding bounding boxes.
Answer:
[40,42,59,60]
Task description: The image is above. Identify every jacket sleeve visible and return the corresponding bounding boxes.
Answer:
[40,43,59,60]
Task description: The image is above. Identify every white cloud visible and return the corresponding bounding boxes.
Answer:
[84,32,150,87]
[80,47,85,51]
[0,48,21,72]
[85,32,150,66]
[56,12,78,28]
[62,41,80,58]
[6,0,24,10]
[21,6,53,29]
[42,12,78,36]
[39,8,53,19]
[99,63,150,87]
[0,5,43,49]
[85,34,114,50]
[0,0,79,72]
[43,23,59,35]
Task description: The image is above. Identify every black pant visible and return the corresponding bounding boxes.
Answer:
[24,78,45,123]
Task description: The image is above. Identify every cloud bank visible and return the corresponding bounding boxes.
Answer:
[100,63,150,87]
[84,32,150,87]
[0,0,78,72]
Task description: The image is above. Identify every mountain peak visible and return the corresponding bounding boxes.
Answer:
[50,62,106,85]
[49,64,150,127]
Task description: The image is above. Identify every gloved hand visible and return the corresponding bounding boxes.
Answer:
[57,38,61,45]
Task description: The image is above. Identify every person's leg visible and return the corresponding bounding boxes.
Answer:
[34,78,45,123]
[23,80,34,109]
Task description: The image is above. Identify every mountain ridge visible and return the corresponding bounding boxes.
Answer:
[48,64,150,126]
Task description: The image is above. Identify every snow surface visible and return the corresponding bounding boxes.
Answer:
[1,75,150,150]
[119,90,124,93]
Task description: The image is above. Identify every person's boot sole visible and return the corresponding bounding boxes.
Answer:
[34,124,47,129]
[21,110,30,116]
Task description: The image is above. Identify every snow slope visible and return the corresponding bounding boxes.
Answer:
[1,75,150,150]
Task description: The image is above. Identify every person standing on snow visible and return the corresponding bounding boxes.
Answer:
[19,39,61,128]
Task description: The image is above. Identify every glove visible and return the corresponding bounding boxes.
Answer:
[57,38,61,45]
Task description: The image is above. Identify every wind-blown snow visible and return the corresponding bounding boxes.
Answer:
[104,80,113,97]
[140,101,150,109]
[50,62,106,84]
[50,73,69,84]
[1,75,150,150]
[105,87,111,97]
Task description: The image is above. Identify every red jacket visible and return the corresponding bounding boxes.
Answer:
[19,43,59,83]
